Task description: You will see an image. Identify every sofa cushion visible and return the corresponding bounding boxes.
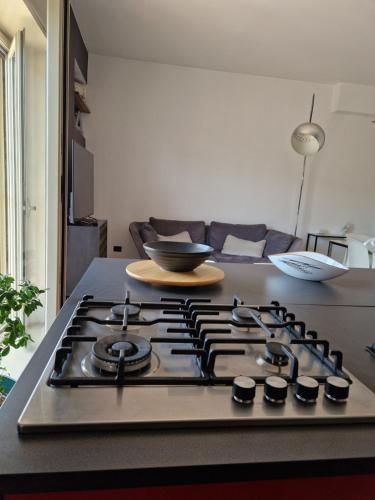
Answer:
[208,221,267,250]
[149,217,206,243]
[157,231,192,243]
[263,229,295,256]
[222,234,266,257]
[212,250,269,264]
[140,223,158,243]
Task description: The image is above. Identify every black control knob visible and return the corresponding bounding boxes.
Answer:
[232,376,256,404]
[325,376,350,403]
[295,376,319,404]
[264,376,288,404]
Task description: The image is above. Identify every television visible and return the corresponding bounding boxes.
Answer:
[70,141,94,223]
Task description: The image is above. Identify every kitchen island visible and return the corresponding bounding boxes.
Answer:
[1,258,375,498]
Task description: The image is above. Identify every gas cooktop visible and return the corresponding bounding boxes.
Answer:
[18,291,375,433]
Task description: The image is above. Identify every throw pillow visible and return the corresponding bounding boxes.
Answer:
[157,231,192,243]
[149,217,205,243]
[208,221,267,250]
[221,234,266,257]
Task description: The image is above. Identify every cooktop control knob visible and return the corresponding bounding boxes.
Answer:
[295,376,319,404]
[264,376,288,404]
[232,376,256,404]
[324,376,350,403]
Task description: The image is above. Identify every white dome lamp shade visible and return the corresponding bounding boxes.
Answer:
[291,122,325,156]
[291,94,326,236]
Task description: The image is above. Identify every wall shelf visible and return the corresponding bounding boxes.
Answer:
[74,91,90,113]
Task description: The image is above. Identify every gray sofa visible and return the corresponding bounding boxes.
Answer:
[129,218,302,263]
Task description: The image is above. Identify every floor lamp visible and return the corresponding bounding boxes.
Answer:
[291,94,325,236]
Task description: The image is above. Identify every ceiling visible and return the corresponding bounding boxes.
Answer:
[71,0,375,85]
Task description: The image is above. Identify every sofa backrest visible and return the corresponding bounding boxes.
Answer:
[129,220,301,258]
[149,217,206,243]
[207,221,267,250]
[129,222,149,259]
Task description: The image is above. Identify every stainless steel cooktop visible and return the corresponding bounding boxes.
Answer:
[18,292,375,433]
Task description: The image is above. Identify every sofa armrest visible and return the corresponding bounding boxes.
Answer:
[129,222,149,259]
[288,237,303,252]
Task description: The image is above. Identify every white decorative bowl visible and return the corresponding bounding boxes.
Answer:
[269,252,349,281]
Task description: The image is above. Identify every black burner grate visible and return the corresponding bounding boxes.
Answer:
[48,292,350,388]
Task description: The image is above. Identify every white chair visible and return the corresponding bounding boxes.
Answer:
[364,237,375,269]
[345,234,372,268]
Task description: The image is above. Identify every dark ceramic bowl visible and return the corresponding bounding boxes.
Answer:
[143,241,213,272]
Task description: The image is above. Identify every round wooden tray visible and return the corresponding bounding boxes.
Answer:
[126,260,225,287]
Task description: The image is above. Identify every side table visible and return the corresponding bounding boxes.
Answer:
[305,233,346,252]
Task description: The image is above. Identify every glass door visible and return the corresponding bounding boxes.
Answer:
[3,22,47,379]
[22,27,46,304]
[5,28,46,292]
[0,50,6,274]
[22,24,47,343]
[5,31,25,285]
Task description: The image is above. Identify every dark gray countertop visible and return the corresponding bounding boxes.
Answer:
[1,259,375,495]
[70,258,375,306]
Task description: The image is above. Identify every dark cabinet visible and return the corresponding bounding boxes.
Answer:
[66,220,107,296]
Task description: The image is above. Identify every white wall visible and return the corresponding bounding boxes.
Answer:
[83,55,375,258]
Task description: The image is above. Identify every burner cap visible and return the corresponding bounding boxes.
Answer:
[264,341,289,367]
[91,333,151,373]
[109,341,137,357]
[232,307,260,323]
[111,304,141,317]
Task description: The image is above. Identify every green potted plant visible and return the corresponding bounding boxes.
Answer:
[0,274,45,406]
